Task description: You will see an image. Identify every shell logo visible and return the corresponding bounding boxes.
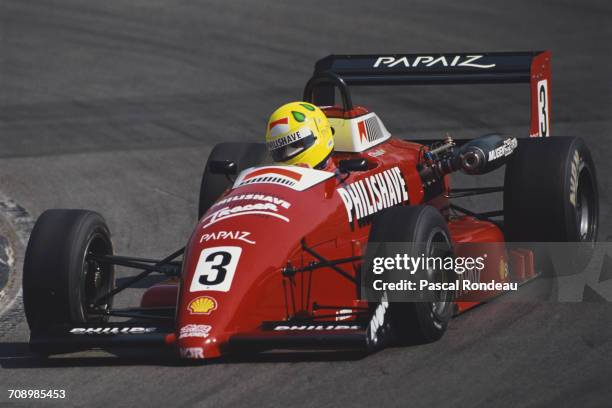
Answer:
[188,296,218,315]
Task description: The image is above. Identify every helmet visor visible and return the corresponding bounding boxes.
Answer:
[268,128,316,162]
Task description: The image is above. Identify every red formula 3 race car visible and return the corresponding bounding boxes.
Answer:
[22,51,598,360]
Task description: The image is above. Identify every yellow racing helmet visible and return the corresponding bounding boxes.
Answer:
[265,101,334,168]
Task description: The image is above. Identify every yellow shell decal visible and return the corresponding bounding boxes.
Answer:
[188,296,218,315]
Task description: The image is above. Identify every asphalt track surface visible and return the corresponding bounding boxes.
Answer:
[1,0,611,407]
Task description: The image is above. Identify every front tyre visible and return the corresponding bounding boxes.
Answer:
[365,206,454,347]
[23,210,114,336]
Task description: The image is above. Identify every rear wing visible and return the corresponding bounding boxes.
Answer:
[305,51,551,137]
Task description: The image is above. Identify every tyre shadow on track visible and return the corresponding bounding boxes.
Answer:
[0,342,367,369]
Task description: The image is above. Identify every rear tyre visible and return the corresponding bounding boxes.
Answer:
[504,136,598,243]
[23,210,114,337]
[198,142,269,219]
[365,206,454,348]
[504,137,598,276]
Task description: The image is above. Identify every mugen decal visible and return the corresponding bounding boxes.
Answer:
[488,137,517,161]
[337,166,409,226]
[179,324,212,339]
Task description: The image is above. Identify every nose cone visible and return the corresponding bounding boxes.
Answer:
[176,219,297,359]
[176,178,342,359]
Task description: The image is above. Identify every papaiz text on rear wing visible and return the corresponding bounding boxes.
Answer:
[305,51,551,137]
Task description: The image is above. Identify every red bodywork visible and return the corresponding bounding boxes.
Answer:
[141,111,533,358]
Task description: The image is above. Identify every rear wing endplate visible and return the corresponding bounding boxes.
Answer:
[307,51,551,137]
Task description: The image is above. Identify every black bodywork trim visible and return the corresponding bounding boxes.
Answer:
[90,247,184,306]
[229,332,367,350]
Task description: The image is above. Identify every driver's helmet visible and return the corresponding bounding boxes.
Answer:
[265,101,334,169]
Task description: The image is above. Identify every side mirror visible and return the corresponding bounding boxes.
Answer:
[338,159,368,173]
[209,160,237,175]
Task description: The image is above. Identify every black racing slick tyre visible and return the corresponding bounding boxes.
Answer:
[23,210,115,336]
[504,137,598,243]
[198,142,269,219]
[365,206,454,348]
[504,137,598,276]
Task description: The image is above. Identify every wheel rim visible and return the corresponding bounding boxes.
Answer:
[82,232,113,319]
[576,169,596,242]
[424,229,453,319]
